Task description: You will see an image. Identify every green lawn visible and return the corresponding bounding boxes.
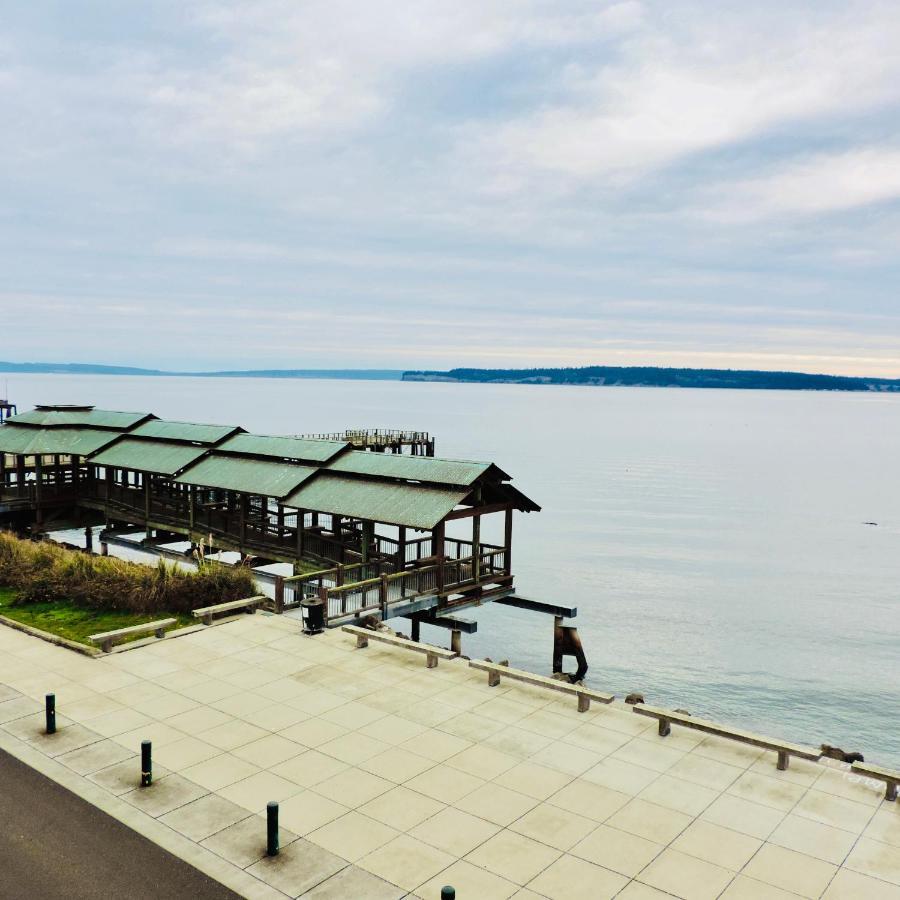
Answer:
[0,587,193,646]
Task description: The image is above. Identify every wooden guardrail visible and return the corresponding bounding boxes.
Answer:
[469,659,614,712]
[192,595,266,625]
[632,704,821,771]
[851,761,899,801]
[88,618,177,653]
[342,624,457,668]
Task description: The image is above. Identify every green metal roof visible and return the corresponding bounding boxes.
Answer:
[218,433,349,463]
[9,407,151,430]
[325,450,494,486]
[283,473,469,529]
[89,438,208,476]
[0,426,120,457]
[131,420,241,445]
[174,455,316,497]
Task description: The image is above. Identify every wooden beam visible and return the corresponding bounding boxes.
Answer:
[495,595,577,618]
[444,502,511,521]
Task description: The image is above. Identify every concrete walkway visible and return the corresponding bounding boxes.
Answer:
[0,746,238,900]
[0,614,898,899]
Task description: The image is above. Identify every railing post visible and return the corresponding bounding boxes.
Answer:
[380,574,388,620]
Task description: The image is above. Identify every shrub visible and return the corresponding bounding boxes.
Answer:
[0,531,256,615]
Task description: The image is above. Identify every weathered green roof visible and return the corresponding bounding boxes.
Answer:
[326,451,496,486]
[174,455,316,497]
[9,407,151,430]
[131,420,241,445]
[89,438,208,476]
[0,426,120,457]
[284,474,469,529]
[219,433,349,463]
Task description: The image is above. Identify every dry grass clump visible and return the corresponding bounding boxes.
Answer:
[0,531,256,615]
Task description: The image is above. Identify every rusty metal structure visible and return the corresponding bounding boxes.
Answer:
[0,405,556,632]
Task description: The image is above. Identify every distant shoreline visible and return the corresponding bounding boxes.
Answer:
[402,366,900,393]
[0,362,402,381]
[2,361,900,392]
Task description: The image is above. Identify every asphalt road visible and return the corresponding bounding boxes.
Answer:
[0,747,240,900]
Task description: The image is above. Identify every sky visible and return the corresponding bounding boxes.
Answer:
[2,1,900,376]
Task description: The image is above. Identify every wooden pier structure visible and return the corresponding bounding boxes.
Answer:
[299,429,434,456]
[0,405,540,628]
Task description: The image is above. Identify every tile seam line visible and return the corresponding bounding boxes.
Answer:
[0,723,288,900]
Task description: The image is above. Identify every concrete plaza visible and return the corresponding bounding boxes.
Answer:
[0,613,898,899]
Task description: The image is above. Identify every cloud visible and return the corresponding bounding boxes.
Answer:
[0,1,899,376]
[702,148,900,221]
[465,4,900,185]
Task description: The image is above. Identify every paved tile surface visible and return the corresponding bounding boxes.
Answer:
[0,614,898,898]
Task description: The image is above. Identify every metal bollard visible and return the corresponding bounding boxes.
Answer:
[45,694,56,735]
[141,740,152,787]
[267,801,279,856]
[441,887,456,899]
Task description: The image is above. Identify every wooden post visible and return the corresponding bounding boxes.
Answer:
[451,629,461,655]
[398,525,407,569]
[34,455,44,525]
[296,508,305,558]
[144,477,151,539]
[410,616,420,642]
[16,454,25,498]
[239,494,247,549]
[274,576,285,614]
[433,521,445,598]
[472,513,481,583]
[504,507,513,576]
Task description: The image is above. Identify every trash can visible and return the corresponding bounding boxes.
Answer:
[301,598,325,635]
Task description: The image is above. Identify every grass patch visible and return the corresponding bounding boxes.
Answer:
[0,586,193,646]
[0,530,256,615]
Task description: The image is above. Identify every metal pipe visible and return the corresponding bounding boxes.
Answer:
[267,801,279,856]
[45,694,56,735]
[141,740,152,787]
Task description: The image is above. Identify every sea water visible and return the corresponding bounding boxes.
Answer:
[9,374,900,765]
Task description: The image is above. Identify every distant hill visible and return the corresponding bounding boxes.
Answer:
[0,362,402,381]
[402,366,900,392]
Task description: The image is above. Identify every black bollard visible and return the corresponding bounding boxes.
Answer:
[441,888,456,899]
[267,801,279,856]
[141,740,152,787]
[45,694,56,735]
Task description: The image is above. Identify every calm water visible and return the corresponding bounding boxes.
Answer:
[9,374,900,765]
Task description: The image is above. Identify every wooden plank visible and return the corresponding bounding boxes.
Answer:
[633,704,820,766]
[88,617,177,652]
[469,659,613,711]
[192,595,266,617]
[494,595,577,618]
[341,624,456,663]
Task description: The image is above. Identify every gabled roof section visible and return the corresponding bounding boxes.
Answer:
[218,433,349,464]
[283,474,469,530]
[131,419,241,445]
[8,406,152,430]
[89,438,208,476]
[0,426,121,457]
[174,455,316,498]
[326,451,501,486]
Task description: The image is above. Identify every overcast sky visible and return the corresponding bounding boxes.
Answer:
[2,1,900,375]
